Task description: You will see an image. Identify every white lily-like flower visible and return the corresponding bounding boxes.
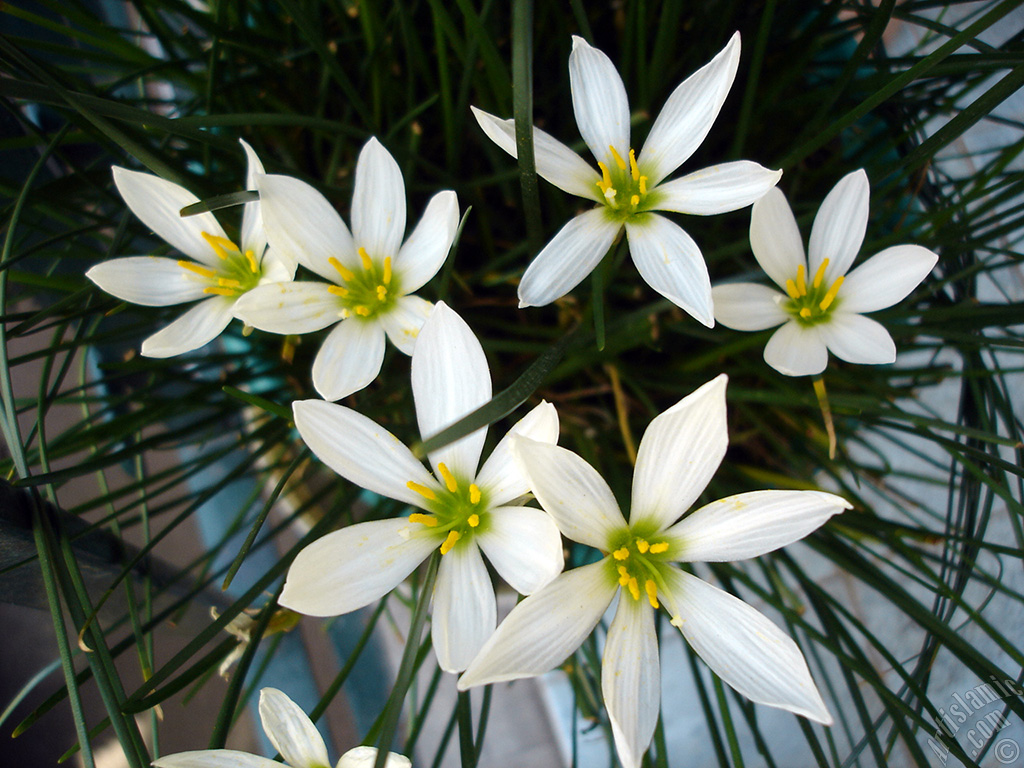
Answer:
[472,32,781,325]
[87,140,295,357]
[233,138,459,401]
[458,375,849,768]
[280,302,563,672]
[151,687,411,768]
[712,170,939,376]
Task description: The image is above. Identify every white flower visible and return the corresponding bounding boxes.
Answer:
[279,302,564,673]
[712,170,939,376]
[151,687,411,768]
[458,375,849,768]
[472,33,781,325]
[86,140,295,357]
[233,138,459,401]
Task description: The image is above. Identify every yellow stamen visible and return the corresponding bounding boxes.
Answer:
[327,285,349,297]
[203,286,236,296]
[820,275,844,311]
[406,481,437,501]
[355,305,370,317]
[440,530,461,555]
[328,257,355,282]
[376,285,388,300]
[383,256,392,285]
[639,176,647,195]
[645,579,659,609]
[358,247,373,271]
[784,279,801,301]
[597,161,613,194]
[796,264,807,296]
[469,484,481,504]
[630,194,640,207]
[437,462,458,493]
[409,513,438,527]
[648,541,669,554]
[628,149,639,181]
[340,309,351,319]
[800,307,812,319]
[217,278,241,288]
[812,258,830,289]
[178,260,217,278]
[201,232,240,259]
[617,566,630,586]
[244,250,259,273]
[608,145,627,171]
[635,539,649,554]
[627,576,640,601]
[468,514,480,528]
[613,547,630,561]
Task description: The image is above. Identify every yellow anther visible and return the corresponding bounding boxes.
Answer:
[376,285,388,301]
[597,161,613,194]
[409,513,439,527]
[628,149,639,181]
[635,539,650,554]
[613,548,630,561]
[618,566,630,586]
[645,579,659,609]
[469,484,481,504]
[244,250,259,273]
[203,286,236,296]
[639,176,647,195]
[440,530,461,555]
[784,279,801,301]
[201,232,240,259]
[328,285,349,297]
[468,514,480,528]
[608,145,627,171]
[178,260,217,278]
[340,309,351,319]
[436,462,458,493]
[630,194,640,207]
[355,305,370,317]
[812,258,830,289]
[328,257,355,282]
[358,247,373,271]
[383,256,392,285]
[648,541,669,554]
[800,307,812,319]
[217,277,241,288]
[796,264,807,296]
[406,481,438,501]
[819,275,844,311]
[627,576,640,601]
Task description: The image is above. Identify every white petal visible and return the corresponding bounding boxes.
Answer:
[279,518,437,617]
[379,295,433,355]
[141,297,234,357]
[239,139,269,262]
[336,747,412,768]
[432,542,496,673]
[395,190,459,293]
[87,257,208,306]
[258,174,358,282]
[233,282,342,334]
[470,107,602,202]
[661,569,832,723]
[312,319,387,402]
[517,209,622,308]
[113,167,227,266]
[475,401,560,507]
[352,138,406,260]
[625,214,713,327]
[638,32,740,186]
[258,687,330,768]
[511,436,625,550]
[711,283,788,331]
[818,312,896,365]
[602,597,660,768]
[457,561,614,689]
[808,169,869,284]
[630,374,728,531]
[256,249,297,284]
[763,321,828,377]
[839,244,938,313]
[412,302,491,480]
[653,161,781,216]
[750,186,806,289]
[292,399,438,508]
[568,36,631,170]
[477,505,564,595]
[667,490,851,562]
[152,750,281,768]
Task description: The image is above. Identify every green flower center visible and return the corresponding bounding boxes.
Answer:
[784,258,844,326]
[178,232,265,297]
[325,248,399,320]
[596,145,651,218]
[606,522,676,610]
[406,462,488,554]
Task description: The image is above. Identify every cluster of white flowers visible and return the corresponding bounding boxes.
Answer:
[89,31,939,768]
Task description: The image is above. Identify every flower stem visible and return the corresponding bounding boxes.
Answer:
[812,375,837,459]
